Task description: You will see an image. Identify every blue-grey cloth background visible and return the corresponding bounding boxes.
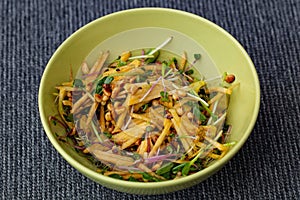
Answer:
[1,0,299,199]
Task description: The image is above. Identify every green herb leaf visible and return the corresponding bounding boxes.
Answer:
[104,76,114,84]
[141,172,152,180]
[189,90,216,120]
[95,80,104,94]
[95,76,114,94]
[132,153,141,160]
[63,105,71,113]
[117,60,127,67]
[99,77,107,84]
[141,103,149,112]
[166,145,173,153]
[170,57,178,66]
[194,53,201,60]
[193,106,207,122]
[141,172,161,182]
[103,131,112,139]
[64,113,73,122]
[181,162,192,176]
[109,174,123,180]
[222,72,228,81]
[156,162,174,175]
[182,145,208,176]
[51,119,57,126]
[73,79,85,88]
[146,125,154,132]
[95,84,103,95]
[171,163,187,174]
[211,114,218,121]
[160,91,170,102]
[185,69,194,75]
[222,124,231,133]
[161,172,171,179]
[128,176,138,182]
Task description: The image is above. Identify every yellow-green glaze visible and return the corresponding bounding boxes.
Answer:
[39,8,260,194]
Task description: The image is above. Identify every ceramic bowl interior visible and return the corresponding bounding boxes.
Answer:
[39,8,260,195]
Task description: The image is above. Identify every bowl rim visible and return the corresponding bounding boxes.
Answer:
[39,7,260,190]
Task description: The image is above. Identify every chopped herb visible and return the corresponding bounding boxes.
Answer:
[95,76,114,94]
[95,84,102,94]
[156,162,174,175]
[160,91,170,102]
[193,106,207,122]
[141,172,152,180]
[169,57,178,66]
[172,163,187,174]
[64,113,74,122]
[161,172,171,179]
[166,145,173,153]
[117,60,127,67]
[141,103,149,112]
[128,176,138,182]
[185,69,194,75]
[188,90,217,119]
[95,78,105,94]
[109,174,123,180]
[146,126,154,132]
[103,131,112,139]
[132,153,141,160]
[104,76,114,84]
[222,124,231,132]
[63,105,71,113]
[222,72,228,81]
[194,53,201,60]
[181,162,192,176]
[51,119,57,126]
[73,79,84,88]
[141,172,161,182]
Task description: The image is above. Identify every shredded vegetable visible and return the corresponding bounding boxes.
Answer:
[50,37,238,182]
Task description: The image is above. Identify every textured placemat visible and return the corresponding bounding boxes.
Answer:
[1,0,299,199]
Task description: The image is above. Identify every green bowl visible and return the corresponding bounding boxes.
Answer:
[39,8,260,194]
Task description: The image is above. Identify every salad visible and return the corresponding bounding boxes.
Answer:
[50,37,238,182]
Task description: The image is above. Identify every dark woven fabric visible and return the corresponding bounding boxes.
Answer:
[1,0,299,199]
